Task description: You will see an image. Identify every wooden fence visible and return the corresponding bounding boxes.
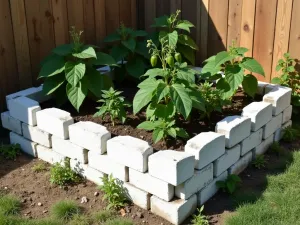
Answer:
[0,0,136,111]
[137,0,300,82]
[1,0,300,111]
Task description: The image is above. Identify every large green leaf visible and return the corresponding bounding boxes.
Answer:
[170,84,192,119]
[42,75,65,95]
[176,21,194,32]
[235,47,248,56]
[155,102,175,119]
[38,56,65,79]
[216,78,235,99]
[126,57,146,78]
[65,62,86,86]
[104,32,121,42]
[201,59,221,77]
[242,74,258,97]
[152,15,169,27]
[241,57,265,76]
[156,82,169,102]
[137,78,158,89]
[72,46,96,59]
[188,88,206,112]
[137,121,157,131]
[122,38,136,52]
[178,34,198,50]
[153,129,164,143]
[52,44,73,56]
[143,68,166,78]
[133,88,156,114]
[110,45,129,62]
[86,69,113,97]
[66,80,88,112]
[177,44,195,65]
[225,65,244,91]
[215,51,235,67]
[92,52,118,66]
[177,68,195,84]
[168,31,178,47]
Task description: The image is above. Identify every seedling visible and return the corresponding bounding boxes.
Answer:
[282,126,300,142]
[0,143,20,160]
[50,163,81,186]
[268,142,284,155]
[252,155,267,169]
[191,206,209,225]
[32,162,48,173]
[217,174,241,194]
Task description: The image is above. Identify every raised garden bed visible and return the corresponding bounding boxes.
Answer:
[1,80,293,225]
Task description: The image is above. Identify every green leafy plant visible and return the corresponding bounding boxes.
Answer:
[99,174,127,210]
[198,81,229,119]
[252,155,267,169]
[0,143,20,160]
[32,162,47,173]
[104,23,148,80]
[93,87,131,126]
[39,27,117,111]
[272,53,300,109]
[282,126,300,142]
[50,163,81,186]
[92,210,116,223]
[69,214,91,225]
[268,142,284,155]
[0,195,21,216]
[191,205,209,225]
[216,174,241,194]
[51,200,80,221]
[201,42,265,99]
[103,218,134,225]
[152,10,198,65]
[137,119,188,143]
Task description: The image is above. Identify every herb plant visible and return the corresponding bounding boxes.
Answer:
[268,142,284,155]
[152,10,198,65]
[99,174,127,210]
[39,27,117,111]
[201,43,265,99]
[216,174,241,194]
[104,23,149,79]
[50,163,81,186]
[282,126,300,142]
[93,87,131,126]
[137,119,188,143]
[0,143,20,160]
[272,53,300,109]
[191,206,209,225]
[252,155,267,169]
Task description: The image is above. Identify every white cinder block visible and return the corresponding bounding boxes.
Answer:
[151,194,197,225]
[36,108,74,139]
[282,105,292,124]
[263,113,282,139]
[254,134,274,156]
[36,145,65,164]
[70,159,106,185]
[274,119,292,142]
[242,102,273,131]
[257,81,269,95]
[129,168,174,201]
[69,121,111,154]
[228,151,252,175]
[263,86,292,115]
[216,116,251,148]
[107,136,153,172]
[240,129,263,156]
[26,85,51,103]
[213,144,240,177]
[148,150,195,186]
[197,171,228,205]
[123,183,151,210]
[185,132,225,169]
[264,83,279,94]
[175,163,213,200]
[1,111,22,135]
[10,132,37,157]
[22,123,51,147]
[9,97,41,126]
[52,136,88,163]
[88,151,128,181]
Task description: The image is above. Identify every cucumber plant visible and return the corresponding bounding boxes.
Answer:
[104,23,149,80]
[152,10,198,65]
[201,42,265,99]
[38,27,117,111]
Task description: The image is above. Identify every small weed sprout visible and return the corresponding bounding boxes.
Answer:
[51,200,80,221]
[191,205,209,225]
[217,174,241,194]
[32,162,48,173]
[99,174,127,210]
[50,163,81,186]
[0,143,20,160]
[282,126,300,142]
[0,195,21,216]
[269,142,284,155]
[252,155,267,169]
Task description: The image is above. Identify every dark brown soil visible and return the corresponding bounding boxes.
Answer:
[41,87,257,151]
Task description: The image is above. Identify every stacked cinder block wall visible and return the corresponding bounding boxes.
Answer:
[1,82,292,225]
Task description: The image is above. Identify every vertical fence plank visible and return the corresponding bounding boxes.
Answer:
[182,0,197,41]
[120,0,132,27]
[156,0,170,17]
[271,0,293,78]
[0,0,18,110]
[51,0,69,46]
[83,0,96,44]
[24,0,55,85]
[105,0,120,35]
[253,0,278,82]
[208,0,229,56]
[227,0,243,47]
[289,0,300,60]
[170,0,181,14]
[200,0,209,62]
[10,0,32,89]
[144,0,156,32]
[94,0,106,46]
[240,0,256,57]
[67,0,84,41]
[131,0,137,29]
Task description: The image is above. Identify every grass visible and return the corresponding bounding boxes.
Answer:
[0,195,21,216]
[225,150,300,225]
[102,218,134,225]
[92,210,116,223]
[32,162,48,173]
[51,200,81,221]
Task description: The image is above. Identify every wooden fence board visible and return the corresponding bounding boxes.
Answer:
[199,0,209,62]
[120,0,132,27]
[105,0,120,35]
[51,0,69,46]
[289,0,300,60]
[227,0,243,47]
[94,0,106,46]
[83,0,96,44]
